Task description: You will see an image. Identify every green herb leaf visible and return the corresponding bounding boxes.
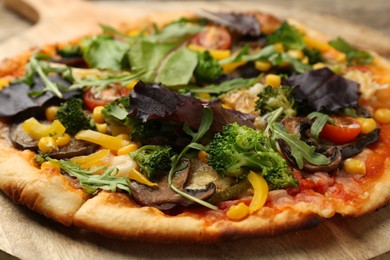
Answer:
[70,70,143,92]
[155,46,198,86]
[129,41,198,86]
[269,53,311,73]
[219,44,249,65]
[266,22,306,50]
[50,158,131,195]
[270,122,330,169]
[168,108,217,210]
[185,77,259,94]
[27,56,64,98]
[307,112,334,139]
[328,37,373,65]
[145,23,204,43]
[81,35,130,70]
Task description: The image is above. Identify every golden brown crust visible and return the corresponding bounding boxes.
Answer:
[0,122,90,226]
[73,191,323,242]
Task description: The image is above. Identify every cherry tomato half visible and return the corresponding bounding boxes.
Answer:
[83,85,131,110]
[190,26,232,50]
[320,116,362,144]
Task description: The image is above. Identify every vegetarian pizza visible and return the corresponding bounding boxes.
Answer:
[0,10,390,242]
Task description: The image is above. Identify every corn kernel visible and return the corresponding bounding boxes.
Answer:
[38,136,58,153]
[196,92,211,101]
[55,134,71,146]
[265,74,281,88]
[303,36,331,51]
[273,43,285,53]
[209,49,231,60]
[117,143,138,156]
[197,150,209,163]
[287,50,304,60]
[337,53,347,63]
[343,158,366,175]
[227,202,249,220]
[313,62,326,70]
[0,79,9,90]
[126,80,138,90]
[374,108,390,124]
[128,29,141,36]
[356,117,377,134]
[95,123,108,134]
[301,56,309,65]
[255,61,272,72]
[45,106,59,121]
[93,106,105,124]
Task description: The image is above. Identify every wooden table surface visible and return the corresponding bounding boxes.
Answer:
[0,1,390,259]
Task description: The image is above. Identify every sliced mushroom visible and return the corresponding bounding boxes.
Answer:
[9,121,97,159]
[279,140,342,173]
[129,159,216,210]
[340,128,380,159]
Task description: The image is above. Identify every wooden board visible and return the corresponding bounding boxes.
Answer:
[1,0,390,259]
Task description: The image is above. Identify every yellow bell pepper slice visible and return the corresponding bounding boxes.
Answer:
[247,171,268,214]
[129,168,158,187]
[71,149,111,168]
[227,202,250,220]
[303,36,331,51]
[22,118,66,140]
[221,61,247,74]
[75,130,123,150]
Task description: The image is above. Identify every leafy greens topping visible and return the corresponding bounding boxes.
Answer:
[50,158,131,195]
[266,22,305,50]
[287,67,360,112]
[329,37,373,65]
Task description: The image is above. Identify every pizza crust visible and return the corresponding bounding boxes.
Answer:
[73,191,323,242]
[0,122,89,226]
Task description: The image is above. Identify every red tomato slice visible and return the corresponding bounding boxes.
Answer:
[319,116,362,144]
[191,26,231,50]
[83,85,130,110]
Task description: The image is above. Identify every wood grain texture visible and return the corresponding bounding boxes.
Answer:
[1,0,390,259]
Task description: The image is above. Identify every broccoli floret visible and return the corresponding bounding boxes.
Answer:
[207,122,297,189]
[194,51,223,83]
[56,98,93,135]
[256,85,296,118]
[130,145,174,180]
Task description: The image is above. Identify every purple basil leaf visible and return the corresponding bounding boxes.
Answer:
[128,81,255,131]
[198,10,261,36]
[287,68,360,112]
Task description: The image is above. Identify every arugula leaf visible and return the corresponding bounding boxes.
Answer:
[50,158,131,195]
[270,122,330,169]
[184,77,259,94]
[155,46,198,86]
[266,22,306,50]
[70,70,143,92]
[168,108,218,210]
[307,112,334,139]
[219,44,249,65]
[81,35,130,70]
[328,37,373,65]
[269,53,311,73]
[26,56,64,98]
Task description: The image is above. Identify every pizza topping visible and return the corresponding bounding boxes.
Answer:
[198,10,261,37]
[56,98,94,135]
[190,26,232,50]
[319,116,362,144]
[256,85,296,119]
[288,67,360,112]
[328,37,373,66]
